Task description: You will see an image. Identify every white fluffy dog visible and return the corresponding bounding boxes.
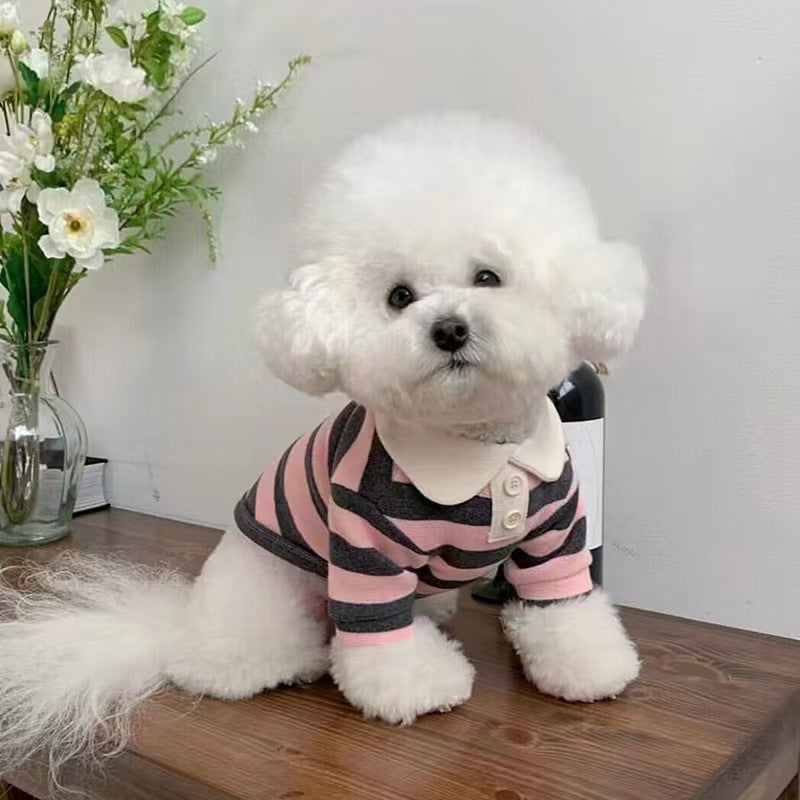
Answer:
[0,113,646,778]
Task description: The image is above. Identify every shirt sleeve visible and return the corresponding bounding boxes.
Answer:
[327,484,419,646]
[504,474,593,603]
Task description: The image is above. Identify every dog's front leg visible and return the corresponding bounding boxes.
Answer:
[501,589,640,702]
[330,616,475,724]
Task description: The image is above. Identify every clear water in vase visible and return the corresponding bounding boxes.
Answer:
[0,342,87,546]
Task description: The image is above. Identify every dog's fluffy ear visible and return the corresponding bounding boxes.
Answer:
[254,263,341,396]
[553,241,647,363]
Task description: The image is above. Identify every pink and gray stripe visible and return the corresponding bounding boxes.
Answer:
[235,403,592,646]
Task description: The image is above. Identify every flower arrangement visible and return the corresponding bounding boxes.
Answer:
[0,0,306,537]
[0,0,307,374]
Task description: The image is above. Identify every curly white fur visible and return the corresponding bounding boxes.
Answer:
[0,553,190,777]
[256,113,646,428]
[501,590,640,702]
[330,616,475,725]
[167,528,330,699]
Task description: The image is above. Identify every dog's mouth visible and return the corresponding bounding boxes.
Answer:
[445,356,478,373]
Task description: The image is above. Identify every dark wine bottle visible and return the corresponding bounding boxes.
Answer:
[471,362,605,604]
[549,362,605,586]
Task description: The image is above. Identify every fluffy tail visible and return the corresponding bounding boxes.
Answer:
[0,552,191,779]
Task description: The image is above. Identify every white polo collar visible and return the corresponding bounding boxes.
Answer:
[374,399,567,506]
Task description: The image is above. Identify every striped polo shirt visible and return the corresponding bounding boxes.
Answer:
[235,402,592,646]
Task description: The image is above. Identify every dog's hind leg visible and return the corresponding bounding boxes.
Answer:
[167,528,330,700]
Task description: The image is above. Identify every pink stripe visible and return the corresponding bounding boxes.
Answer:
[335,626,414,647]
[391,462,411,483]
[514,569,593,601]
[414,583,441,596]
[518,526,573,559]
[329,504,427,569]
[506,551,593,601]
[525,469,578,531]
[328,564,417,604]
[311,416,333,502]
[254,464,280,532]
[333,410,375,491]
[282,435,329,560]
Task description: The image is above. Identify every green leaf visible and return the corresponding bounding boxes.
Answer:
[145,9,162,35]
[49,81,81,122]
[105,25,130,48]
[17,62,39,107]
[137,28,175,90]
[180,7,206,25]
[0,241,51,339]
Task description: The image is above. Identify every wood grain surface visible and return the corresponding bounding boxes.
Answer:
[4,509,799,800]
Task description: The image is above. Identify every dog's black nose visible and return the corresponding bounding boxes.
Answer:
[431,317,470,352]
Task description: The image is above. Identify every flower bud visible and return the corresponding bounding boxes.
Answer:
[9,28,25,55]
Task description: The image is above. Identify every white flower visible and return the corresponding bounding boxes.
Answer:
[196,146,217,166]
[0,3,19,35]
[160,0,186,15]
[0,149,25,186]
[37,179,120,270]
[20,48,50,79]
[0,151,29,213]
[7,109,55,173]
[75,53,152,104]
[159,14,185,36]
[114,8,138,26]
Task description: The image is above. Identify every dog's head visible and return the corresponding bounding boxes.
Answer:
[256,114,646,428]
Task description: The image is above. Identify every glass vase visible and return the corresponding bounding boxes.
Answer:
[0,342,87,546]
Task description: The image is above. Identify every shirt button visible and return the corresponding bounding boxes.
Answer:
[504,475,523,496]
[503,510,523,530]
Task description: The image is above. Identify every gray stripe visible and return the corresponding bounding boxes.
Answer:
[334,483,518,569]
[522,591,593,608]
[512,517,587,570]
[330,533,405,577]
[274,440,307,547]
[527,460,573,516]
[359,433,492,524]
[525,491,580,541]
[234,494,327,578]
[329,594,415,634]
[330,404,366,474]
[331,484,427,555]
[305,423,328,524]
[413,565,469,590]
[437,542,517,569]
[327,402,357,474]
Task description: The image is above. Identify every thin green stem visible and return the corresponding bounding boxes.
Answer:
[20,233,32,349]
[116,51,219,163]
[77,97,107,176]
[32,263,61,345]
[64,9,79,85]
[5,50,21,121]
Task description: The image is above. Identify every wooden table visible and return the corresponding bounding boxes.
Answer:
[4,509,799,800]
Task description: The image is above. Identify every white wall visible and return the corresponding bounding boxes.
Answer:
[44,0,800,638]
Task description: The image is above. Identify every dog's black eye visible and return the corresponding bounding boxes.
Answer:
[473,268,502,288]
[387,284,415,310]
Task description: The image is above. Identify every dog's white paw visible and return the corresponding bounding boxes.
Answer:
[501,589,640,702]
[330,616,475,724]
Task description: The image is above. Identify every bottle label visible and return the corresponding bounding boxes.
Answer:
[563,418,604,551]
